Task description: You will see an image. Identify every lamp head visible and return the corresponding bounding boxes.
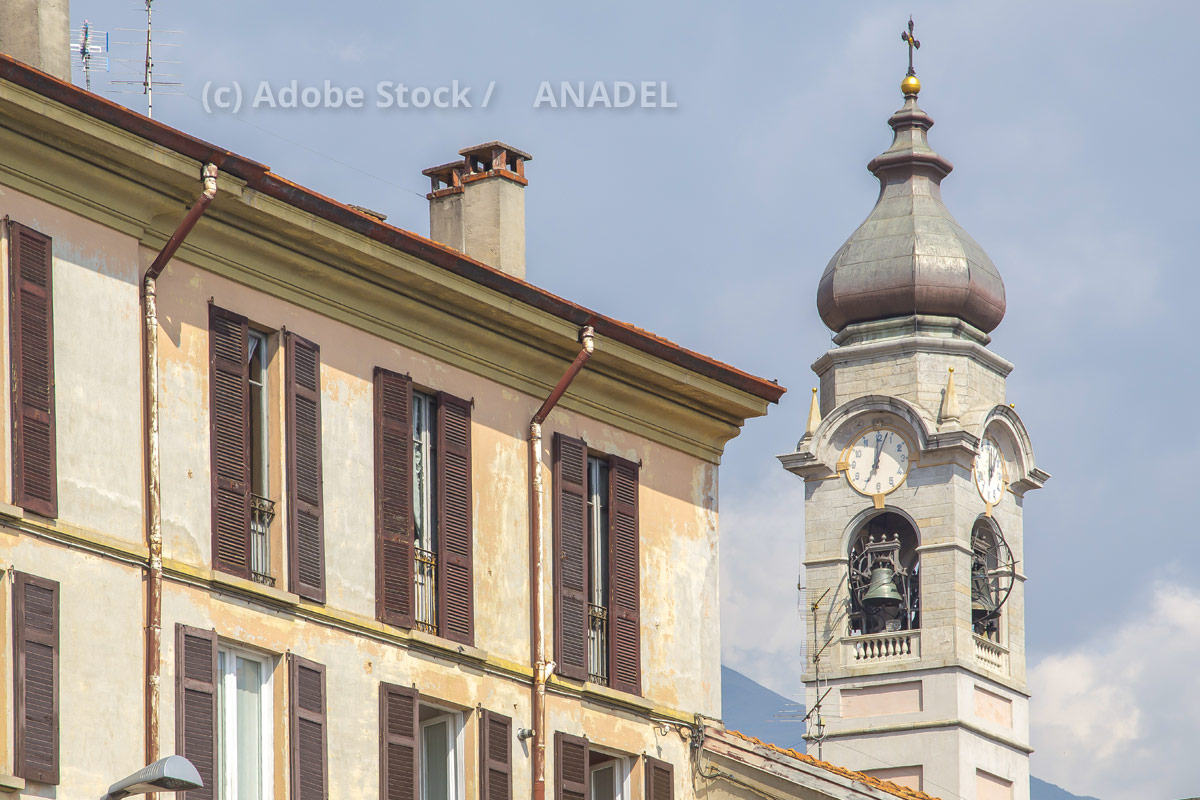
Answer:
[105,755,202,799]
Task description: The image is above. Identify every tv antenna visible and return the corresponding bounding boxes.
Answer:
[111,0,182,118]
[70,21,110,92]
[802,587,844,761]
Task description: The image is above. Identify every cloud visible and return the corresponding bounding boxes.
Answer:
[1030,581,1200,800]
[719,466,807,701]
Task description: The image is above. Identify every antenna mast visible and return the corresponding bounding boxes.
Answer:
[71,21,110,92]
[111,0,182,118]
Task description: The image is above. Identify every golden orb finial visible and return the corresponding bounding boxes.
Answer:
[901,74,921,95]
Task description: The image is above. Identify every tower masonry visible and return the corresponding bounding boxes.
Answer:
[779,48,1049,800]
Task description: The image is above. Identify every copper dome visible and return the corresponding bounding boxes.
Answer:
[817,94,1006,334]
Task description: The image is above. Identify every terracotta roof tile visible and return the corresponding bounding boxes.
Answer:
[723,729,942,800]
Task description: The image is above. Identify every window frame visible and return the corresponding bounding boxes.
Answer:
[216,642,274,800]
[412,389,439,634]
[588,750,629,800]
[586,453,611,685]
[418,701,464,800]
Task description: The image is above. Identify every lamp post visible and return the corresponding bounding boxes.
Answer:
[104,755,202,799]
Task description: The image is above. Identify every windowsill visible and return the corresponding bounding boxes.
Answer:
[549,674,653,714]
[408,627,488,664]
[210,567,302,607]
[0,775,25,793]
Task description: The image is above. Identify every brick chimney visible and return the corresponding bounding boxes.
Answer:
[0,0,70,82]
[423,142,531,280]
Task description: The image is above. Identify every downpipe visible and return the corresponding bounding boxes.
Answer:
[530,326,594,800]
[143,163,218,772]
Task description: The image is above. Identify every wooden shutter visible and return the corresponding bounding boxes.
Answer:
[9,222,57,517]
[644,757,673,800]
[479,710,511,800]
[379,683,419,800]
[13,572,58,784]
[553,433,589,682]
[607,455,641,695]
[287,332,325,602]
[554,732,589,800]
[375,368,414,628]
[289,654,328,800]
[175,624,217,800]
[436,392,473,645]
[209,304,252,578]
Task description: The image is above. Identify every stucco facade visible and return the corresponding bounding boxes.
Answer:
[0,54,781,800]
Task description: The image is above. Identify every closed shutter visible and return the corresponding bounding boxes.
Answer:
[287,332,325,602]
[13,572,58,784]
[289,654,328,800]
[607,455,641,695]
[9,223,57,518]
[479,710,511,800]
[379,683,419,800]
[644,757,673,800]
[209,304,252,578]
[554,732,589,800]
[375,368,414,628]
[436,392,473,645]
[175,624,217,800]
[553,433,589,682]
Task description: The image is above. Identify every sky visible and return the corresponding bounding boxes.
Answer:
[65,2,1200,798]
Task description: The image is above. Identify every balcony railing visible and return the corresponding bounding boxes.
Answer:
[250,494,275,587]
[415,547,437,634]
[842,630,920,665]
[588,603,609,685]
[974,635,1009,674]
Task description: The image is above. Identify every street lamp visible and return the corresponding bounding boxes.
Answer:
[104,755,202,799]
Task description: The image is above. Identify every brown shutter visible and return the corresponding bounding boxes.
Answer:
[479,710,511,800]
[436,392,473,645]
[554,732,589,800]
[375,368,414,628]
[379,683,419,800]
[175,624,218,800]
[607,455,641,695]
[553,433,589,682]
[9,223,57,518]
[289,654,328,800]
[209,304,252,578]
[644,757,673,800]
[13,572,58,784]
[287,332,325,602]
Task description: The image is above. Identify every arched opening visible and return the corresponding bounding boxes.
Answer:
[848,512,920,636]
[971,519,1014,641]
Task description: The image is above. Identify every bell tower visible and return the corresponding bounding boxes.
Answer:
[780,26,1049,800]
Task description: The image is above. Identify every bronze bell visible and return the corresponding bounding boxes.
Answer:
[863,567,903,607]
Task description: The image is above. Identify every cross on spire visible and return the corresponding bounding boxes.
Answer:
[901,17,920,77]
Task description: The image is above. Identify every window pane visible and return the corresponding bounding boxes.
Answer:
[421,720,450,800]
[235,656,262,800]
[591,763,616,800]
[218,652,228,798]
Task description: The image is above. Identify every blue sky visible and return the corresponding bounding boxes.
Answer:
[68,2,1200,797]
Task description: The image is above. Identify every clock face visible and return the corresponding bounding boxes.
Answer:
[974,437,1007,505]
[845,428,910,496]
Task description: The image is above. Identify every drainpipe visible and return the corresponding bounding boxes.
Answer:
[143,163,218,771]
[529,325,594,800]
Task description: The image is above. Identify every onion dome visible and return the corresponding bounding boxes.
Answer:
[817,82,1005,334]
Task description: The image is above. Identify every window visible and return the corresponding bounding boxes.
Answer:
[216,646,273,800]
[419,704,462,800]
[589,751,627,800]
[246,330,274,586]
[847,512,920,636]
[380,684,481,800]
[587,456,611,684]
[12,572,59,784]
[374,369,475,646]
[553,434,641,694]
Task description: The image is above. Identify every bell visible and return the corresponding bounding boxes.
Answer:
[863,567,903,607]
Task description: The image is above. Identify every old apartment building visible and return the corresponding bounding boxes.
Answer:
[0,20,785,800]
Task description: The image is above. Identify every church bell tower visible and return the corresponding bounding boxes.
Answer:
[780,25,1049,800]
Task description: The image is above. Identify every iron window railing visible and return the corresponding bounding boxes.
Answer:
[415,547,438,634]
[250,494,276,586]
[588,603,609,685]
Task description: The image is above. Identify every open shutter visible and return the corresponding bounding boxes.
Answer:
[13,572,58,784]
[644,757,673,800]
[379,683,419,800]
[209,304,252,578]
[607,455,641,695]
[375,368,414,627]
[553,434,589,682]
[554,732,589,800]
[479,710,511,800]
[175,624,217,800]
[436,392,473,645]
[9,222,57,517]
[289,654,328,800]
[287,332,325,602]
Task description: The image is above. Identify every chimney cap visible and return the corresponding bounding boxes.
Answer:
[458,141,533,162]
[421,160,468,179]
